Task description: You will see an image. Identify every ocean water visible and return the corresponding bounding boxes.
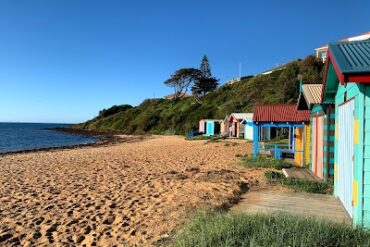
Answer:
[0,123,97,154]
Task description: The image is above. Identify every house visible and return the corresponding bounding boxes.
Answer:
[228,113,252,138]
[297,84,335,180]
[199,119,222,136]
[315,31,370,63]
[252,104,310,165]
[321,40,370,228]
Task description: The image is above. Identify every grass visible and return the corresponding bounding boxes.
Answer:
[264,171,334,194]
[185,135,213,141]
[172,212,370,247]
[240,155,292,170]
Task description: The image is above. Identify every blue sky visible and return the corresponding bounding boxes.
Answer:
[0,0,369,123]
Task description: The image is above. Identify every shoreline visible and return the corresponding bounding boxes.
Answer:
[0,127,150,157]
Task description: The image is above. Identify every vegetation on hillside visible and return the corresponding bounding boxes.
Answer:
[172,212,370,247]
[76,55,324,134]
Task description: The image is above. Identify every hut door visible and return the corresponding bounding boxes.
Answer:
[234,122,238,137]
[312,116,324,179]
[207,122,214,136]
[337,99,354,218]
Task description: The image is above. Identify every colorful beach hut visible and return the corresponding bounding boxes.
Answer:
[228,113,252,138]
[321,40,370,228]
[241,114,254,140]
[297,84,335,179]
[252,104,310,165]
[220,115,229,136]
[199,119,222,136]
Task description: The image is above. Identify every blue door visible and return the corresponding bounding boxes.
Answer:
[206,121,214,136]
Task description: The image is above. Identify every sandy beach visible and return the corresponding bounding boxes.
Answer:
[0,135,260,246]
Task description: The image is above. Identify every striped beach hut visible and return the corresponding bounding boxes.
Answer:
[321,40,370,228]
[297,84,335,179]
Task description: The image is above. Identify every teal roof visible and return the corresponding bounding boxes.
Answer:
[329,40,370,74]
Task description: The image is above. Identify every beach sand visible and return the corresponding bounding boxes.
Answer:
[0,135,260,246]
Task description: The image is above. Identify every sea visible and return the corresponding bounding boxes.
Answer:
[0,123,97,154]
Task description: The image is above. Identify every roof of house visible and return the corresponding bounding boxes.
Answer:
[340,31,370,42]
[199,119,223,122]
[253,104,310,122]
[322,40,370,102]
[296,84,323,110]
[230,113,253,121]
[315,31,370,51]
[329,41,370,75]
[303,84,322,105]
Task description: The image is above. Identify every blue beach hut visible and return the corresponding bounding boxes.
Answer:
[321,40,370,228]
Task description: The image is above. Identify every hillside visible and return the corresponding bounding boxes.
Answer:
[75,55,324,135]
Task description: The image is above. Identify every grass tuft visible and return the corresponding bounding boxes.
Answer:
[172,212,370,247]
[241,155,292,170]
[264,171,334,194]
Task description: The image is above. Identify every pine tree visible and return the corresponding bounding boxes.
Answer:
[199,55,212,78]
[192,55,219,96]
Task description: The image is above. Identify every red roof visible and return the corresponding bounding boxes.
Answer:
[253,104,310,122]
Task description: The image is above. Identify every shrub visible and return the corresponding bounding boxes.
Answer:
[241,155,292,170]
[172,212,370,247]
[264,171,334,194]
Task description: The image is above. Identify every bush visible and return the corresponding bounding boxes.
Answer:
[241,155,292,170]
[172,212,370,247]
[264,171,334,194]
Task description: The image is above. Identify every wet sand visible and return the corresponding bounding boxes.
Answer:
[0,135,260,246]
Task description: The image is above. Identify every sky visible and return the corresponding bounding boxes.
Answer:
[0,0,369,123]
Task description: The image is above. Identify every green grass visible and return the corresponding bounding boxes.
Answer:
[264,171,334,194]
[185,135,213,141]
[172,212,370,247]
[241,155,292,170]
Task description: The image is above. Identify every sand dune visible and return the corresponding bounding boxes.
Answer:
[0,135,259,246]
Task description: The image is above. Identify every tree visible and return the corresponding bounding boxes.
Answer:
[199,55,212,78]
[192,55,219,96]
[164,68,200,100]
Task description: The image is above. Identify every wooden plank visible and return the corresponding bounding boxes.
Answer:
[232,189,351,224]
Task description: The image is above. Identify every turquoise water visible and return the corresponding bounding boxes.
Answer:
[0,123,97,153]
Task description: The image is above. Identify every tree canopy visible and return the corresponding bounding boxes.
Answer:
[164,68,200,100]
[192,55,219,96]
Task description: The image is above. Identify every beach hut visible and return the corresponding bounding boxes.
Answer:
[199,119,207,134]
[241,114,254,140]
[228,113,252,138]
[220,115,229,136]
[321,40,370,228]
[297,84,335,180]
[252,104,310,165]
[199,119,222,136]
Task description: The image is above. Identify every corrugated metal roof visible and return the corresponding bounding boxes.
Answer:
[302,84,322,106]
[329,40,370,74]
[230,113,253,121]
[253,104,310,122]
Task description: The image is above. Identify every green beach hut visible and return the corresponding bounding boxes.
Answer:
[322,40,370,228]
[297,84,335,180]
